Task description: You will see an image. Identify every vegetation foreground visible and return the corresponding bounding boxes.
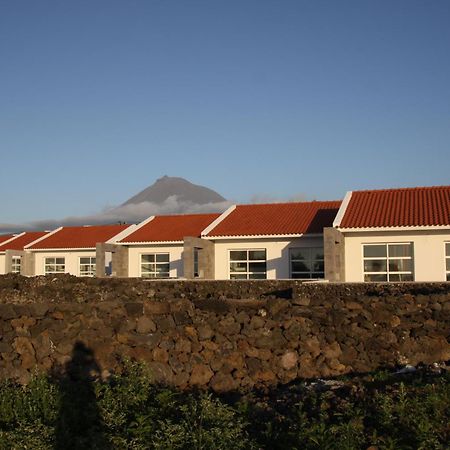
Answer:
[0,363,449,450]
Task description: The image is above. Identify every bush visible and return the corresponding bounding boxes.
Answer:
[0,364,448,449]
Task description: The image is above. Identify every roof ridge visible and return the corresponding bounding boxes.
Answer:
[352,185,450,194]
[236,200,342,207]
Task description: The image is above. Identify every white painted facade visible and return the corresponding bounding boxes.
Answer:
[33,250,97,277]
[0,254,5,275]
[211,235,324,280]
[342,229,450,282]
[126,244,184,278]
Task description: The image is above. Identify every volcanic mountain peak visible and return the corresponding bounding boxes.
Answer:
[122,176,226,206]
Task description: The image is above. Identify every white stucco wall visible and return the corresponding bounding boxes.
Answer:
[0,254,5,275]
[127,244,184,278]
[33,250,97,276]
[211,236,324,280]
[343,229,450,282]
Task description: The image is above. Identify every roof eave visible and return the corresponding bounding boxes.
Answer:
[204,233,305,240]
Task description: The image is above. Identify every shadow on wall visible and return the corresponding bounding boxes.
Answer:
[54,342,108,450]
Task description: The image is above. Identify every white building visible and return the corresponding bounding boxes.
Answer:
[116,213,221,278]
[25,224,132,277]
[0,232,49,275]
[326,185,450,282]
[202,201,341,280]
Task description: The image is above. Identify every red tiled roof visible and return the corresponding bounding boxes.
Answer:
[0,234,15,245]
[27,224,130,249]
[120,213,221,243]
[205,201,342,237]
[0,232,48,252]
[339,186,450,228]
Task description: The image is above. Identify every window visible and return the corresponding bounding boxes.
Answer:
[193,247,200,278]
[11,256,21,274]
[446,243,450,281]
[363,243,414,282]
[290,247,324,279]
[229,249,266,279]
[141,253,170,278]
[80,257,96,277]
[44,257,65,274]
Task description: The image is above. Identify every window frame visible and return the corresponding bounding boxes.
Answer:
[11,256,21,274]
[289,247,325,279]
[79,256,96,277]
[140,253,170,278]
[228,249,267,280]
[362,242,414,282]
[44,257,66,275]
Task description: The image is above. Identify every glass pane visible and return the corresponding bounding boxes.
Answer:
[249,262,266,273]
[447,273,450,281]
[388,259,412,272]
[80,257,89,264]
[292,261,310,272]
[230,262,247,272]
[446,259,450,271]
[142,263,156,273]
[311,248,324,260]
[142,254,155,263]
[291,273,303,279]
[249,273,266,279]
[363,245,386,258]
[56,265,65,272]
[295,273,312,279]
[313,261,325,272]
[364,273,387,282]
[446,243,450,256]
[156,253,169,262]
[389,273,413,282]
[45,258,54,265]
[156,272,170,278]
[156,264,170,273]
[312,272,324,279]
[230,251,247,261]
[290,248,310,260]
[388,244,411,257]
[56,258,65,265]
[230,274,247,280]
[249,250,266,261]
[364,259,387,272]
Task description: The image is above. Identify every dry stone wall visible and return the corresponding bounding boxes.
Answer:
[0,274,449,390]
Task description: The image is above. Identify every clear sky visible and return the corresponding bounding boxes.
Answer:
[1,0,449,226]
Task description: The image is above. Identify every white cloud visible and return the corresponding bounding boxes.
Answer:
[0,196,233,234]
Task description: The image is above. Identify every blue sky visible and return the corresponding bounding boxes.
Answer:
[1,0,449,227]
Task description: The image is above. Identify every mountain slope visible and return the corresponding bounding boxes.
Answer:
[122,176,226,206]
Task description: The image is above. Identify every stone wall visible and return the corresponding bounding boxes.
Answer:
[0,274,449,390]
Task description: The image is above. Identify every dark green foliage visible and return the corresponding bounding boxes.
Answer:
[0,364,449,449]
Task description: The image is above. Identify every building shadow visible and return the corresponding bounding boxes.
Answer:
[54,341,109,449]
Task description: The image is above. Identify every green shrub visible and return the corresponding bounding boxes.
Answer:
[0,365,448,449]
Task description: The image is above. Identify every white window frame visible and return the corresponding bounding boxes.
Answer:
[11,256,21,274]
[228,249,267,280]
[44,257,65,275]
[79,256,96,277]
[445,242,450,282]
[363,242,414,282]
[290,247,324,279]
[140,253,170,278]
